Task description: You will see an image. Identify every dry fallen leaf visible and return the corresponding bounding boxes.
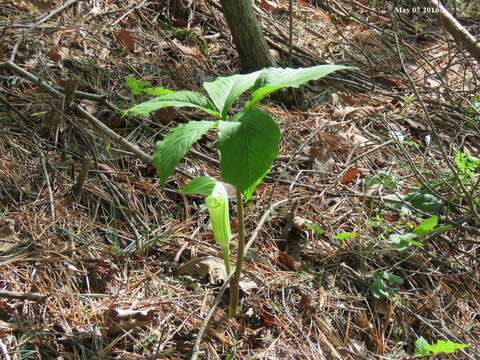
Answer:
[177,256,227,284]
[261,0,287,13]
[172,39,202,58]
[176,256,257,291]
[115,29,135,52]
[341,167,361,184]
[153,108,178,125]
[47,47,62,62]
[32,1,52,13]
[277,251,300,271]
[0,219,19,253]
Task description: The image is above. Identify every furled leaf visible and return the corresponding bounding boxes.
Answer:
[153,121,216,186]
[205,188,232,274]
[217,109,280,196]
[246,65,352,108]
[412,215,438,236]
[203,71,261,118]
[180,176,232,274]
[125,91,221,118]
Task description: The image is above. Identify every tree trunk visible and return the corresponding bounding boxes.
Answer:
[220,0,273,71]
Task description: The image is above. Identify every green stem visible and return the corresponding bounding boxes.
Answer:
[229,189,245,317]
[222,247,231,275]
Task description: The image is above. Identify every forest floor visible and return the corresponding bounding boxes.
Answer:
[0,0,479,359]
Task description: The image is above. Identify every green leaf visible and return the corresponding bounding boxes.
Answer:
[427,340,468,354]
[371,271,403,300]
[218,109,280,196]
[405,190,441,212]
[142,87,174,96]
[124,76,150,96]
[415,337,469,357]
[389,232,422,251]
[246,65,353,109]
[179,176,218,197]
[203,71,261,118]
[382,272,404,286]
[334,231,357,242]
[154,121,216,186]
[412,215,438,236]
[125,91,221,118]
[415,337,431,357]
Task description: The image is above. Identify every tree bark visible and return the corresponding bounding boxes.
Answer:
[220,0,273,71]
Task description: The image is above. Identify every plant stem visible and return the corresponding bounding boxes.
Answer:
[229,189,245,317]
[222,247,231,275]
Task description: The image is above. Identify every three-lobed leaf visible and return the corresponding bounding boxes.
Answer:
[126,91,221,118]
[246,65,353,109]
[153,121,216,186]
[217,109,280,197]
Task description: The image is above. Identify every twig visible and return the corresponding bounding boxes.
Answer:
[0,339,10,360]
[72,158,92,200]
[39,152,55,219]
[190,197,290,360]
[348,139,394,165]
[112,0,148,26]
[0,290,48,301]
[10,0,78,62]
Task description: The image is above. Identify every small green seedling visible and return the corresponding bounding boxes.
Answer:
[124,76,173,97]
[125,64,353,317]
[415,337,468,357]
[370,271,403,301]
[334,231,357,243]
[388,215,449,251]
[454,151,480,182]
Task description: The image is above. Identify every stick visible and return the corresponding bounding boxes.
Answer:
[423,0,480,63]
[0,290,48,301]
[39,152,55,219]
[190,198,290,360]
[10,0,78,62]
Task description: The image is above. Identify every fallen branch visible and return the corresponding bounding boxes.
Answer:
[423,0,480,63]
[0,290,48,301]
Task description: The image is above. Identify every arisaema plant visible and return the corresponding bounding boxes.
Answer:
[125,64,352,317]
